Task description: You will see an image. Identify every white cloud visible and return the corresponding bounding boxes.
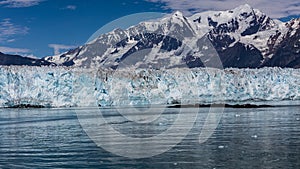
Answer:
[0,18,29,43]
[0,0,44,8]
[64,5,76,10]
[146,0,300,18]
[23,54,38,59]
[48,44,76,55]
[7,39,16,42]
[0,46,30,53]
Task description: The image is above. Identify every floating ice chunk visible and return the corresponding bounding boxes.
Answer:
[218,145,225,149]
[251,135,258,139]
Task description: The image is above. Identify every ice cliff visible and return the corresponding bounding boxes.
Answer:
[0,66,299,108]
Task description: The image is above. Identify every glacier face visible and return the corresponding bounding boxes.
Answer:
[0,66,299,108]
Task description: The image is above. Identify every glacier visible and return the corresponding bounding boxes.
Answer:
[0,66,299,108]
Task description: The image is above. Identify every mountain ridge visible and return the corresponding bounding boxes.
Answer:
[0,52,51,66]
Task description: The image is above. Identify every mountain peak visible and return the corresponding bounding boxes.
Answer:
[172,11,184,18]
[234,4,253,12]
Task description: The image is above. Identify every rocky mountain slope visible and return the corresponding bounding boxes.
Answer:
[0,52,51,66]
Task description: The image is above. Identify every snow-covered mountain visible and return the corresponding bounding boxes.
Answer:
[41,4,298,68]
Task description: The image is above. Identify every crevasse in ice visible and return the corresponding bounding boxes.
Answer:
[0,66,299,108]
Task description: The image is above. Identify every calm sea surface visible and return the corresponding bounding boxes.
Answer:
[0,106,300,169]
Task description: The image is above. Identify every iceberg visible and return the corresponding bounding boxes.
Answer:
[0,66,299,108]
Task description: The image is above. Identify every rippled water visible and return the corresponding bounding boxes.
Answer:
[0,106,300,168]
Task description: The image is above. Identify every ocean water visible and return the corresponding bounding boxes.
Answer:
[0,106,300,169]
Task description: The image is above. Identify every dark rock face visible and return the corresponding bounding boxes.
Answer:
[0,52,52,66]
[207,21,264,68]
[115,33,182,64]
[217,43,263,68]
[265,19,300,68]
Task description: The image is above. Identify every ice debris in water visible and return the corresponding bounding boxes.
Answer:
[251,135,258,139]
[218,145,225,149]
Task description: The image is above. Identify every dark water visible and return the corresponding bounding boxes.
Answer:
[0,106,300,169]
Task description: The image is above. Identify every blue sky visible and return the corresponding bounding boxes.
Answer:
[0,0,299,58]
